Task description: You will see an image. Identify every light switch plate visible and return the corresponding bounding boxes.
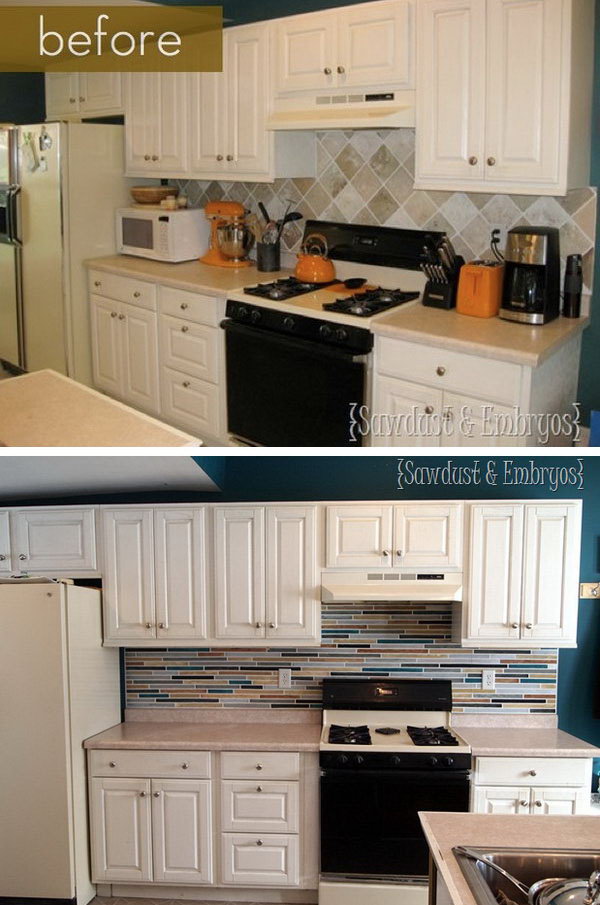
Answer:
[482,669,495,691]
[279,668,292,689]
[580,583,600,599]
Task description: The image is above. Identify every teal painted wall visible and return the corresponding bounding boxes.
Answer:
[0,73,45,124]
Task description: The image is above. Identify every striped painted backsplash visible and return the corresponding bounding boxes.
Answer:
[125,602,557,713]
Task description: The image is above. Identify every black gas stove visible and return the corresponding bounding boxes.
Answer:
[244,277,335,301]
[323,287,420,317]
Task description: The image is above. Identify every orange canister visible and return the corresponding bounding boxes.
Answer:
[456,261,504,318]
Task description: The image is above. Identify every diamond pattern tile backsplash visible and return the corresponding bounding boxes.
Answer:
[176,129,597,292]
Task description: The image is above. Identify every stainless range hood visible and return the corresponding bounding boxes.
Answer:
[321,571,463,602]
[267,90,416,131]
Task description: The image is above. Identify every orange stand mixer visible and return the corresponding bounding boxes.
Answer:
[201,200,254,268]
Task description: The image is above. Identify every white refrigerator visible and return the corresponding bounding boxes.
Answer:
[0,581,120,904]
[0,122,131,384]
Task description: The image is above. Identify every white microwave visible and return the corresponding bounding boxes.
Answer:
[116,206,210,262]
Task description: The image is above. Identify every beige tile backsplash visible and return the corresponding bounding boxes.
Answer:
[177,129,597,291]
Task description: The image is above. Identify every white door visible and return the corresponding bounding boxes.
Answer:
[393,504,462,568]
[472,786,530,815]
[152,779,213,884]
[45,72,79,117]
[0,510,10,573]
[124,73,155,173]
[485,0,562,186]
[155,73,189,174]
[189,71,227,176]
[221,834,300,886]
[90,778,152,882]
[159,315,219,383]
[12,509,96,573]
[266,507,319,642]
[102,509,155,641]
[154,509,208,641]
[275,10,338,94]
[466,505,523,641]
[370,376,443,447]
[521,504,581,644]
[531,787,588,816]
[214,508,265,639]
[79,73,122,113]
[326,505,393,568]
[415,0,486,182]
[221,781,300,833]
[442,392,520,447]
[120,301,160,415]
[90,295,122,399]
[160,367,221,440]
[226,25,271,176]
[337,0,413,89]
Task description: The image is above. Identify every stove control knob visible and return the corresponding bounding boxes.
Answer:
[391,755,402,767]
[429,756,439,767]
[236,305,249,320]
[443,757,454,767]
[335,327,349,342]
[319,324,333,340]
[336,754,350,766]
[354,755,365,766]
[250,308,262,323]
[283,316,296,331]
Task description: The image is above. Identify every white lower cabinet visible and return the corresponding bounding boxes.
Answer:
[474,785,589,816]
[152,780,213,884]
[471,757,593,817]
[221,834,299,887]
[221,781,300,833]
[90,778,153,882]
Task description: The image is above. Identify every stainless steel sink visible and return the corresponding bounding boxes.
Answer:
[454,848,600,905]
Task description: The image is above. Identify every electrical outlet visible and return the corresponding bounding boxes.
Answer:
[279,668,292,689]
[580,583,600,599]
[482,669,495,691]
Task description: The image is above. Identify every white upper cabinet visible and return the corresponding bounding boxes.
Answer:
[266,507,320,641]
[124,73,188,177]
[45,72,123,119]
[227,24,271,177]
[274,0,413,94]
[154,509,208,641]
[326,505,394,568]
[102,509,156,642]
[415,0,593,194]
[2,508,97,575]
[45,73,80,118]
[463,502,582,647]
[0,511,10,573]
[214,508,266,640]
[188,71,226,174]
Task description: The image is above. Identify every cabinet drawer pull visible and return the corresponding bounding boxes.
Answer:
[181,762,190,769]
[109,761,117,768]
[382,550,389,557]
[468,156,478,166]
[181,325,189,333]
[525,623,533,629]
[535,800,542,808]
[145,622,153,629]
[216,154,224,162]
[256,839,263,846]
[424,405,434,414]
[396,550,402,558]
[144,154,151,161]
[111,311,117,317]
[520,800,528,807]
[257,785,263,792]
[79,96,85,103]
[226,154,234,162]
[182,381,191,388]
[180,302,189,310]
[436,366,446,376]
[0,554,5,561]
[529,770,537,776]
[337,65,345,74]
[69,97,76,104]
[324,67,332,75]
[269,622,275,629]
[151,155,159,161]
[158,622,165,629]
[18,553,27,560]
[133,291,141,298]
[153,791,161,797]
[256,763,263,771]
[140,791,146,797]
[511,622,519,629]
[118,313,125,320]
[255,622,262,629]
[487,156,496,166]
[94,280,101,287]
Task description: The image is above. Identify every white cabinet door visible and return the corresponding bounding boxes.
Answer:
[415,0,486,182]
[102,509,155,641]
[275,11,338,94]
[521,504,581,644]
[337,0,413,89]
[159,316,219,383]
[45,72,79,117]
[326,505,393,568]
[393,504,462,568]
[154,509,208,641]
[90,295,122,399]
[485,0,562,186]
[189,71,227,176]
[120,301,160,416]
[90,778,152,883]
[12,509,96,573]
[226,25,271,176]
[152,779,213,884]
[214,508,265,639]
[221,781,300,834]
[266,507,319,642]
[441,392,519,447]
[466,505,523,641]
[370,376,443,447]
[124,73,156,173]
[155,73,189,174]
[531,787,588,816]
[79,73,122,113]
[221,834,299,886]
[160,367,221,440]
[0,511,10,573]
[472,786,530,815]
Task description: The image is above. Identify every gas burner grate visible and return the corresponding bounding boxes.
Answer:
[323,288,420,317]
[244,277,336,301]
[406,726,460,746]
[328,724,372,745]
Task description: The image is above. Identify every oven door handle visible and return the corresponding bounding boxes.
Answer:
[321,769,470,782]
[220,318,367,362]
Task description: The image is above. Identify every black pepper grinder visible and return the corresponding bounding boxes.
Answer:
[562,253,582,318]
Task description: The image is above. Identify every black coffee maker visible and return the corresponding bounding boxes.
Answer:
[500,226,560,325]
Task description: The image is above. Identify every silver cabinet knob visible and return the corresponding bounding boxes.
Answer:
[79,96,85,103]
[226,154,234,162]
[133,291,141,298]
[216,154,224,161]
[535,800,542,808]
[511,622,519,629]
[145,622,153,629]
[269,622,275,629]
[525,623,533,629]
[181,325,189,333]
[436,366,446,376]
[0,554,5,561]
[424,405,434,414]
[109,761,116,768]
[529,770,537,776]
[487,157,496,166]
[18,554,27,560]
[468,156,478,165]
[396,550,403,558]
[111,311,117,318]
[181,762,189,770]
[382,550,389,557]
[256,763,263,771]
[180,302,188,310]
[69,97,76,104]
[257,785,263,792]
[94,280,101,287]
[255,622,262,629]
[140,791,146,797]
[118,314,125,320]
[182,381,191,388]
[520,800,528,807]
[158,622,165,629]
[324,67,332,75]
[256,839,263,846]
[337,65,345,74]
[151,155,159,161]
[144,154,151,161]
[153,791,160,797]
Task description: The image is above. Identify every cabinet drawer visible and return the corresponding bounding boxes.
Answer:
[89,749,211,778]
[376,337,522,405]
[159,314,219,383]
[221,833,299,886]
[475,757,589,787]
[160,285,220,327]
[89,270,157,310]
[221,752,300,781]
[221,781,300,833]
[160,366,221,438]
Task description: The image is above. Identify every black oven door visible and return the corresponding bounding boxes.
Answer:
[320,768,470,879]
[222,320,366,446]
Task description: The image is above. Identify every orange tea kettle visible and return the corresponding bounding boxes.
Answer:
[294,233,336,283]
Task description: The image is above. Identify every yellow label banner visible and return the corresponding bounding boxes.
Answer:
[0,6,222,72]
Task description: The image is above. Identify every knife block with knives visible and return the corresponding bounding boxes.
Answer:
[421,235,465,310]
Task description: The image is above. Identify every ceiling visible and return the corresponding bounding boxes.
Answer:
[0,456,220,501]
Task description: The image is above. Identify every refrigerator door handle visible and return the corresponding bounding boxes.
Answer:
[6,185,21,246]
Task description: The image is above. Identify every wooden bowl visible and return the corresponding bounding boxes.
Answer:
[130,186,178,204]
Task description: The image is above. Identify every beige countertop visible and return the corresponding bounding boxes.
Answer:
[0,370,199,447]
[458,727,600,758]
[84,720,321,752]
[420,811,600,905]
